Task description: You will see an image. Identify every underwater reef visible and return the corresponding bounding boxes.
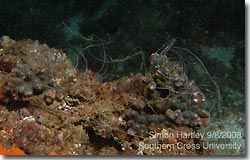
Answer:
[0,0,245,156]
[0,36,217,155]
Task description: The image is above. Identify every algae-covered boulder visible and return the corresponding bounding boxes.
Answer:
[0,36,210,155]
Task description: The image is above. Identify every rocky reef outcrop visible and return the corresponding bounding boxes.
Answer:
[0,36,210,155]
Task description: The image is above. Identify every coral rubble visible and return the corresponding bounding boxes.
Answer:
[0,36,211,155]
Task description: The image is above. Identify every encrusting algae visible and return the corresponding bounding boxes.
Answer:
[0,36,212,155]
[0,145,26,155]
[0,145,63,155]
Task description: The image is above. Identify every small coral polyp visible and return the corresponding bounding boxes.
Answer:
[0,36,210,155]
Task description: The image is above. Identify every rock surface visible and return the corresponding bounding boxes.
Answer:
[0,36,210,155]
